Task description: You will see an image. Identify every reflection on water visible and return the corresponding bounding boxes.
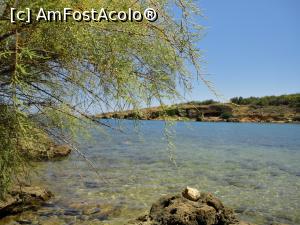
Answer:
[8,121,300,224]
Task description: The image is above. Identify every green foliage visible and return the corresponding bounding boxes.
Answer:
[186,99,218,105]
[220,112,233,120]
[230,94,300,107]
[126,111,143,119]
[166,107,178,116]
[210,104,233,115]
[0,0,203,197]
[0,105,36,198]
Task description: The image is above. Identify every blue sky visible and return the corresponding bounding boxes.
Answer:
[185,0,300,102]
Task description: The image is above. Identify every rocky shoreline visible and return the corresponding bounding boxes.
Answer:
[0,185,290,225]
[0,185,52,219]
[0,144,71,221]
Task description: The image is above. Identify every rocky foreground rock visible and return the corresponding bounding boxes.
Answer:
[26,144,71,161]
[0,185,52,218]
[128,187,255,225]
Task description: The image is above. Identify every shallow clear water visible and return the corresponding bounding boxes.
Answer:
[19,121,300,224]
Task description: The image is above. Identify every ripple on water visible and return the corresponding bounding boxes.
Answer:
[21,121,300,225]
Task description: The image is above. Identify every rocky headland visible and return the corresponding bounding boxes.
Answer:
[95,103,300,124]
[95,94,300,123]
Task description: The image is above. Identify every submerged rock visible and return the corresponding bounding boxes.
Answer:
[0,185,52,218]
[128,187,255,225]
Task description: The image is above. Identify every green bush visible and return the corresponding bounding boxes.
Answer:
[166,108,178,116]
[186,99,218,105]
[220,112,233,119]
[230,94,300,107]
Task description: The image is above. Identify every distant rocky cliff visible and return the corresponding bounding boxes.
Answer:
[95,103,300,124]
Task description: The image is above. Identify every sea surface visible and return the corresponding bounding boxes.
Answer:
[10,121,300,224]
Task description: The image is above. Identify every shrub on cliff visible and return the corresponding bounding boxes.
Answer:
[230,94,300,107]
[186,99,218,105]
[166,108,179,117]
[220,112,233,120]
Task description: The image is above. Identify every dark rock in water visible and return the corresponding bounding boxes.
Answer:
[0,185,52,218]
[16,219,32,224]
[235,206,247,214]
[127,187,255,225]
[63,208,81,216]
[82,206,101,215]
[84,181,100,189]
[270,224,289,225]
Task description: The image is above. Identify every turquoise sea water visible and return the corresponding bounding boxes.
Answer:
[24,121,300,224]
